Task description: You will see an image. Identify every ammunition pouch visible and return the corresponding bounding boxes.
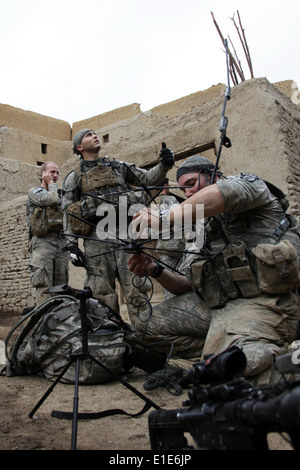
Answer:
[30,207,49,237]
[46,206,63,232]
[252,240,300,294]
[191,242,260,308]
[66,201,93,236]
[81,194,98,220]
[67,192,121,237]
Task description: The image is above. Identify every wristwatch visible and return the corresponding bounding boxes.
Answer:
[159,209,170,223]
[150,262,165,278]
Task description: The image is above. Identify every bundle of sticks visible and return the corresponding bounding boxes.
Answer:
[211,10,254,85]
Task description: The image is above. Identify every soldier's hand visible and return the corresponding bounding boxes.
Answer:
[42,171,54,184]
[128,253,156,277]
[65,242,87,267]
[159,142,174,168]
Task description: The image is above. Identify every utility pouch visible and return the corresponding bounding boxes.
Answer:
[222,242,261,298]
[81,195,98,219]
[66,201,92,236]
[191,258,229,308]
[191,242,260,308]
[30,207,49,237]
[46,206,63,232]
[252,240,300,294]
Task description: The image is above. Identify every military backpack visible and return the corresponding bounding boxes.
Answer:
[4,295,129,384]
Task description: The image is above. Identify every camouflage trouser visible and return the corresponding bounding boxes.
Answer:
[202,292,300,383]
[29,235,69,305]
[135,290,300,384]
[83,230,149,325]
[135,292,212,359]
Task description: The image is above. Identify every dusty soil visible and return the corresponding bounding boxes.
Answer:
[0,312,293,452]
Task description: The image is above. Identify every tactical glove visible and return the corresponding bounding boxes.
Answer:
[65,242,87,267]
[160,142,174,168]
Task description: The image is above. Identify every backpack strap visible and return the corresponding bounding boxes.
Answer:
[52,401,154,420]
[51,354,161,421]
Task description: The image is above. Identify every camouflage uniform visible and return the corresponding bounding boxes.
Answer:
[135,171,300,384]
[62,155,170,324]
[27,182,69,305]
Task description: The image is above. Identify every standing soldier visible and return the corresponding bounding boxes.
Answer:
[62,129,174,324]
[27,162,69,305]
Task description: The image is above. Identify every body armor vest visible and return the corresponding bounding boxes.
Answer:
[66,160,133,236]
[80,162,119,193]
[191,210,300,308]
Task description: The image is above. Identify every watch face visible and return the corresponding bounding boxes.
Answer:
[159,209,170,220]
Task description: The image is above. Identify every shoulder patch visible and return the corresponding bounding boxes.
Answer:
[240,172,259,182]
[31,187,44,194]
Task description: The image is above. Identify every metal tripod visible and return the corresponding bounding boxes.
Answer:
[28,284,160,450]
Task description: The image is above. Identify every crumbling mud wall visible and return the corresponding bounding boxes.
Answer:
[0,77,299,313]
[0,196,32,312]
[0,158,43,204]
[0,126,72,168]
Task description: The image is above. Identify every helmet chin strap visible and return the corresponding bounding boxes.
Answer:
[197,169,213,191]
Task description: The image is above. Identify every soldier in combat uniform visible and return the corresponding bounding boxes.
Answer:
[129,155,300,385]
[27,162,69,305]
[62,129,174,324]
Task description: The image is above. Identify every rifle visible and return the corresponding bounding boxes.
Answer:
[210,38,232,185]
[148,347,300,450]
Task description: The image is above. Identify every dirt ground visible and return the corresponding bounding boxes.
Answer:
[0,311,293,452]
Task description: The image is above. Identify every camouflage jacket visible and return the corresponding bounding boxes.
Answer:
[210,173,299,251]
[27,183,63,237]
[27,183,60,210]
[187,173,300,307]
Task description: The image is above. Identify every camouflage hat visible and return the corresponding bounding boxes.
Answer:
[72,129,93,155]
[176,155,216,181]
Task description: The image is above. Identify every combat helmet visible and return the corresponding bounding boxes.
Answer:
[176,155,219,181]
[72,129,93,155]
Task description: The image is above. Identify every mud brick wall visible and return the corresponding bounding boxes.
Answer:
[0,196,32,313]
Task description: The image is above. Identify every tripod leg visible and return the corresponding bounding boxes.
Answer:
[28,360,73,418]
[89,354,160,411]
[71,358,80,451]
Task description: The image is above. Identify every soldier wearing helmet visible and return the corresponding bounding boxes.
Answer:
[62,129,174,325]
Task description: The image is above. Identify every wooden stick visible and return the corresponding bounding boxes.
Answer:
[237,10,254,77]
[211,11,245,82]
[230,63,238,86]
[228,35,245,81]
[231,12,253,79]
